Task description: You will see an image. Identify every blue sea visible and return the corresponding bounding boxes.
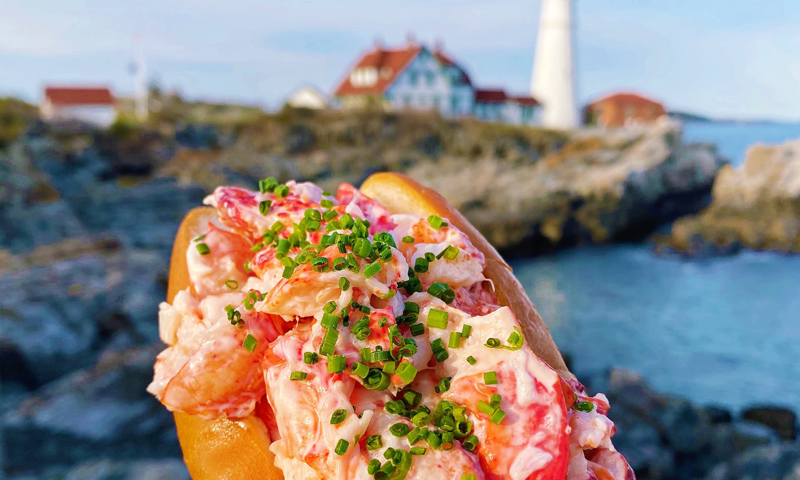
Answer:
[514,121,800,412]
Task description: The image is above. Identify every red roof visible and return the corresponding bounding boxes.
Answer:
[509,95,539,106]
[474,89,507,103]
[44,87,115,106]
[334,46,421,96]
[588,91,663,108]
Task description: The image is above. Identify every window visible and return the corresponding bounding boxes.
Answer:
[451,95,459,114]
[426,71,435,86]
[522,106,533,123]
[409,71,418,86]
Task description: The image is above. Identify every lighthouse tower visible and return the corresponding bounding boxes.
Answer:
[531,0,578,129]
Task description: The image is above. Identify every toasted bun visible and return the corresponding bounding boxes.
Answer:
[167,207,284,480]
[166,173,570,479]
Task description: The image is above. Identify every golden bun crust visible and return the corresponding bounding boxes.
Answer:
[360,172,571,379]
[166,173,571,479]
[167,207,284,480]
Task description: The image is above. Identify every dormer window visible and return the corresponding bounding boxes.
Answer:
[350,67,378,87]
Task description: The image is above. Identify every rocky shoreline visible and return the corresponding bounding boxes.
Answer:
[656,138,800,255]
[0,115,795,479]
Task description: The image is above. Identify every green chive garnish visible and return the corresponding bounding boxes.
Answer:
[334,439,348,455]
[259,200,271,215]
[574,401,595,413]
[484,371,498,385]
[303,352,319,364]
[196,243,210,255]
[224,279,238,290]
[363,261,382,278]
[365,435,382,451]
[466,356,477,365]
[389,423,411,437]
[242,334,258,353]
[427,309,449,329]
[330,409,347,424]
[402,236,414,243]
[327,355,346,374]
[290,371,307,381]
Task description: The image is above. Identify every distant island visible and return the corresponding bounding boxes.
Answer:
[668,110,713,123]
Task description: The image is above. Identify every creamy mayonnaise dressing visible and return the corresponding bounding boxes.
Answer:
[148,179,632,480]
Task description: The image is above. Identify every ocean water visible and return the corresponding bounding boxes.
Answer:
[513,122,800,412]
[682,121,800,166]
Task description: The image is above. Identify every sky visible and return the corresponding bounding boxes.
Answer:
[1,0,799,120]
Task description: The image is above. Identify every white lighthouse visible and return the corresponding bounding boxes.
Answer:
[531,0,578,129]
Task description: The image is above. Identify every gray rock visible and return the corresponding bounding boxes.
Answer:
[8,458,189,480]
[704,442,800,480]
[69,178,206,254]
[2,344,181,472]
[0,251,124,386]
[742,406,797,442]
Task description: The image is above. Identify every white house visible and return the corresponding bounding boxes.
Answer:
[333,40,540,125]
[286,86,328,110]
[40,87,117,128]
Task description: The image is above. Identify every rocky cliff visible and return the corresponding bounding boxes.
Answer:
[659,138,800,254]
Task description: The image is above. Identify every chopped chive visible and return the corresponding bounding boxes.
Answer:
[574,401,595,413]
[385,400,406,415]
[319,341,336,356]
[410,447,426,455]
[490,409,506,424]
[330,408,347,424]
[323,301,337,314]
[196,243,210,255]
[430,338,449,362]
[282,265,295,279]
[484,371,498,385]
[242,334,258,353]
[403,390,422,407]
[352,361,369,378]
[461,325,472,338]
[427,309,449,329]
[438,377,451,393]
[338,277,350,291]
[276,239,290,256]
[477,400,496,416]
[426,430,442,449]
[490,393,502,408]
[303,352,319,365]
[383,361,396,374]
[321,199,334,209]
[365,435,382,451]
[485,338,502,348]
[193,234,206,242]
[390,423,411,437]
[250,242,265,252]
[363,261,382,278]
[412,411,430,427]
[328,355,347,374]
[427,215,444,230]
[312,257,330,272]
[448,331,462,348]
[259,200,271,215]
[290,371,308,381]
[466,356,477,365]
[224,279,239,290]
[334,439,348,455]
[462,474,477,480]
[402,236,415,243]
[462,434,479,452]
[438,245,460,260]
[332,257,346,271]
[274,184,290,198]
[409,323,425,336]
[360,347,371,363]
[395,362,418,384]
